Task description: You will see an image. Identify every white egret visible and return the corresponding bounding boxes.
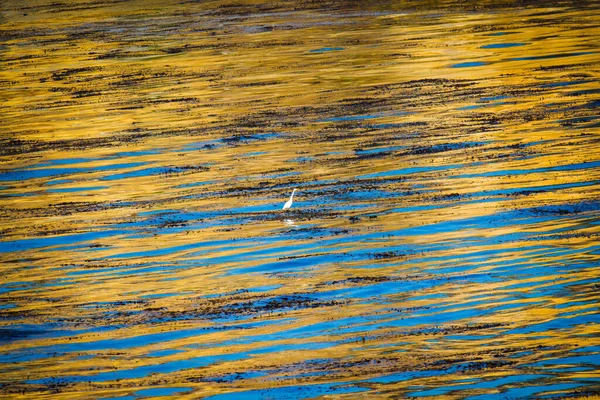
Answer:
[282,188,297,210]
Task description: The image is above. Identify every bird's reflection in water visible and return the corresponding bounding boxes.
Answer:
[284,218,296,227]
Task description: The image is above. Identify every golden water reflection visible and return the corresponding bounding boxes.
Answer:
[1,0,599,398]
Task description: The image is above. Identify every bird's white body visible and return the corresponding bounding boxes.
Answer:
[282,189,297,210]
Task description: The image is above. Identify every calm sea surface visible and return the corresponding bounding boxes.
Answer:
[1,0,599,398]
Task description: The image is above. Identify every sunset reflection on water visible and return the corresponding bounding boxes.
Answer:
[1,0,599,398]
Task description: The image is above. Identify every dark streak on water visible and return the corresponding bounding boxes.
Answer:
[1,0,600,399]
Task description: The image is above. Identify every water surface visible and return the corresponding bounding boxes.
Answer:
[1,0,599,398]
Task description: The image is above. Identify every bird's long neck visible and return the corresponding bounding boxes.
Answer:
[289,191,296,201]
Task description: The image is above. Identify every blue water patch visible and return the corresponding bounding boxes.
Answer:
[541,80,589,88]
[525,353,600,368]
[45,179,74,186]
[458,104,482,111]
[99,166,184,181]
[27,353,245,383]
[358,163,464,179]
[0,323,111,346]
[451,61,488,68]
[242,151,268,157]
[0,277,75,293]
[227,252,339,275]
[249,284,282,293]
[476,178,600,198]
[558,306,600,318]
[246,341,333,356]
[102,237,234,260]
[410,374,548,397]
[484,31,519,36]
[567,88,600,97]
[466,382,586,400]
[222,132,280,144]
[557,115,600,125]
[571,345,600,353]
[509,51,594,61]
[309,47,344,53]
[457,96,516,110]
[505,313,600,336]
[21,322,287,380]
[481,43,526,49]
[204,370,270,383]
[88,263,185,279]
[480,95,511,102]
[0,192,36,197]
[318,110,409,123]
[0,229,127,254]
[378,202,600,250]
[453,160,600,180]
[35,157,107,167]
[9,319,283,364]
[181,140,221,151]
[76,354,96,360]
[203,382,367,399]
[0,162,148,182]
[137,209,180,216]
[363,369,443,384]
[288,156,314,163]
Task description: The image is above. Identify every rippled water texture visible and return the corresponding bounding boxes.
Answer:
[1,0,600,398]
